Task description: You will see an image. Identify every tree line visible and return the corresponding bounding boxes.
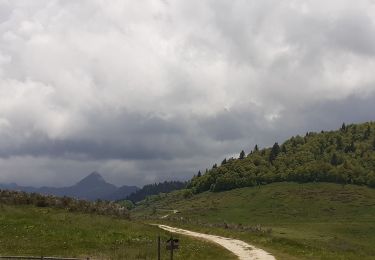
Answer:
[188,122,375,193]
[0,189,130,219]
[125,181,187,202]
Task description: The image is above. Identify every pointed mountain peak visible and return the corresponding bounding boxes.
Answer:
[76,172,106,186]
[87,171,104,180]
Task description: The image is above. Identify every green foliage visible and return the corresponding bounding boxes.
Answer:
[269,142,280,162]
[239,150,245,159]
[189,122,375,193]
[126,181,186,203]
[221,158,227,165]
[136,183,375,260]
[330,153,341,166]
[0,205,234,259]
[341,122,346,131]
[0,190,129,218]
[118,200,135,210]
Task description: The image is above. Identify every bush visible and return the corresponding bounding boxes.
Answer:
[0,189,130,219]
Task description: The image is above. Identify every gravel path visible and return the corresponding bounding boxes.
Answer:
[157,224,276,260]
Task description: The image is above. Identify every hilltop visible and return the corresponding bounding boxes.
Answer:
[188,122,375,193]
[132,121,375,259]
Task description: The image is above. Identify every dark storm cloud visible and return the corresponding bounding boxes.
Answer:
[0,111,197,160]
[0,0,375,186]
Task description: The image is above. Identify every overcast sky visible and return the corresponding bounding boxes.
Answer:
[0,0,375,187]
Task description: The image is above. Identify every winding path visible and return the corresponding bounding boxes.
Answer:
[157,224,276,260]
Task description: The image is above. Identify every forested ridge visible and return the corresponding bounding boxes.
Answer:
[126,181,186,202]
[188,122,375,193]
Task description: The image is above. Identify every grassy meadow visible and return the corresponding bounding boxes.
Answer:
[0,204,236,260]
[133,182,375,259]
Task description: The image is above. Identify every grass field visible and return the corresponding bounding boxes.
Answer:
[0,204,236,260]
[133,182,375,260]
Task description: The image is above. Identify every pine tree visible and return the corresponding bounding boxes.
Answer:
[239,150,245,159]
[269,142,281,162]
[197,171,202,177]
[212,163,217,169]
[221,158,227,165]
[341,122,346,131]
[254,144,259,152]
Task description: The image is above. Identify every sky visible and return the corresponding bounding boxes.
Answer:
[0,0,375,187]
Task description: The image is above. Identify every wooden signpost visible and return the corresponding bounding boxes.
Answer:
[166,237,179,260]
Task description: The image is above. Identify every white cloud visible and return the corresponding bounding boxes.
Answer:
[0,0,374,185]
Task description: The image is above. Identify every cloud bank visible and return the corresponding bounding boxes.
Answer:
[0,0,374,186]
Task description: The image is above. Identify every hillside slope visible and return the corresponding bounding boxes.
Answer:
[188,122,375,193]
[0,204,235,260]
[134,182,375,259]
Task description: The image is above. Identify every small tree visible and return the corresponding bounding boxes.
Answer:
[269,142,281,162]
[221,158,227,165]
[197,171,202,177]
[239,150,245,159]
[254,144,259,152]
[341,122,346,131]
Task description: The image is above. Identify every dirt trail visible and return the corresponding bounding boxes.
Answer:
[157,224,275,260]
[160,209,179,219]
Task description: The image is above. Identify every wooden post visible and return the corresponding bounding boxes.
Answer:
[157,235,161,260]
[170,237,173,260]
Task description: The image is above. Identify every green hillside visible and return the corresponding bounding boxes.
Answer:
[189,122,375,193]
[134,182,375,259]
[0,203,235,259]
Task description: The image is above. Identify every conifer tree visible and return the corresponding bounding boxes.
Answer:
[197,171,202,177]
[269,142,281,162]
[239,150,245,159]
[341,122,346,131]
[221,158,227,165]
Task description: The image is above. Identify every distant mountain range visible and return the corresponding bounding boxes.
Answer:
[0,172,139,201]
